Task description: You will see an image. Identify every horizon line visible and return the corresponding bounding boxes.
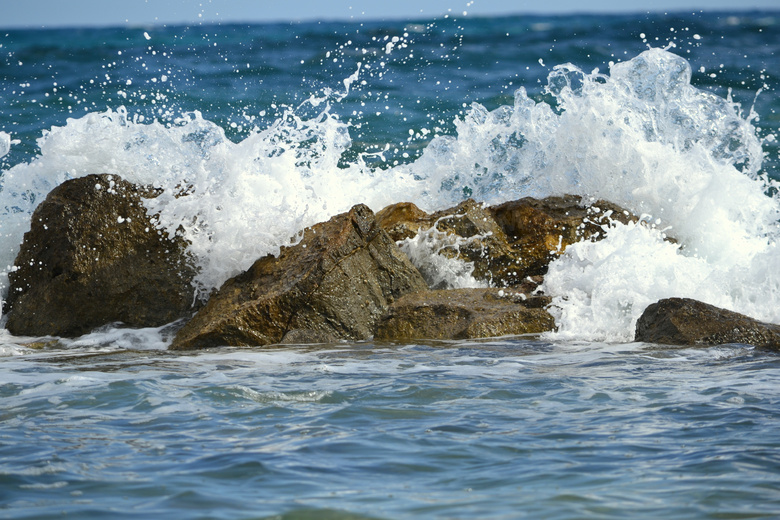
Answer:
[1,7,778,31]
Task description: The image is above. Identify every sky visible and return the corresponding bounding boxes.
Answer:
[1,0,778,28]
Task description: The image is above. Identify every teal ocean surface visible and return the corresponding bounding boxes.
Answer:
[2,10,780,519]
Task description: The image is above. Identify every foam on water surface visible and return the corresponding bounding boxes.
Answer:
[1,47,778,342]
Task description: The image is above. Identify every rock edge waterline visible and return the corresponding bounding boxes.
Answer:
[5,174,780,353]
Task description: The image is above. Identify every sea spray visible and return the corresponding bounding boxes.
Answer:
[1,47,778,342]
[0,131,14,159]
[0,103,417,299]
[395,48,780,340]
[397,222,488,290]
[532,50,780,340]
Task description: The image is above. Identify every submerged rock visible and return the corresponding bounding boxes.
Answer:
[5,174,197,337]
[635,297,780,350]
[170,204,428,350]
[375,288,555,341]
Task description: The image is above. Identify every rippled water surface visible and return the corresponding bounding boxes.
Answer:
[2,338,780,519]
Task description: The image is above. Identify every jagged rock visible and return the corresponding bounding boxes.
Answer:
[488,195,639,279]
[5,174,197,337]
[635,297,780,350]
[427,199,523,286]
[375,288,555,341]
[377,196,639,288]
[170,204,428,350]
[377,199,529,287]
[375,202,432,242]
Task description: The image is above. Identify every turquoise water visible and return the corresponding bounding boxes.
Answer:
[2,10,780,519]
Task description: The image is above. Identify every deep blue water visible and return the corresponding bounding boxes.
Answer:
[2,10,780,520]
[1,12,778,172]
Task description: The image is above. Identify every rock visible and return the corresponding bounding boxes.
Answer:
[170,204,428,350]
[377,196,639,289]
[635,297,780,350]
[375,288,555,341]
[427,199,524,287]
[5,174,197,337]
[375,202,432,242]
[377,199,526,288]
[488,194,639,279]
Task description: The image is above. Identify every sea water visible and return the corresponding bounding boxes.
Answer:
[1,10,780,519]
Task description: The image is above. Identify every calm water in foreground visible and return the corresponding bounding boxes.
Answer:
[3,336,780,519]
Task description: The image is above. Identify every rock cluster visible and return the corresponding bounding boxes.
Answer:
[7,173,780,354]
[170,193,636,348]
[376,195,637,288]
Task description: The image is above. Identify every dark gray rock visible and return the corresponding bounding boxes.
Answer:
[5,174,197,337]
[635,297,780,350]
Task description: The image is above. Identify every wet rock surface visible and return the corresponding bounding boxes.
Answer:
[170,204,428,350]
[3,186,667,348]
[5,174,197,337]
[377,195,639,288]
[635,297,780,350]
[488,195,639,280]
[378,199,521,288]
[375,288,555,341]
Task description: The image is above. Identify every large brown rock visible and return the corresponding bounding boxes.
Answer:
[5,174,197,337]
[170,204,428,350]
[377,195,639,288]
[488,195,639,279]
[375,288,555,341]
[377,199,521,288]
[635,297,780,350]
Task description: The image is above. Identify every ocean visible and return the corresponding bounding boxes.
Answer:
[2,10,780,519]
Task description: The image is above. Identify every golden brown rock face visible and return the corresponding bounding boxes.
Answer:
[379,199,522,288]
[5,174,197,338]
[170,204,429,350]
[488,195,638,279]
[375,288,555,341]
[377,195,639,288]
[375,202,432,241]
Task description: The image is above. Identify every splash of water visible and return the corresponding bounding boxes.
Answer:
[397,221,487,290]
[393,48,780,340]
[0,90,417,299]
[1,48,778,342]
[0,132,13,159]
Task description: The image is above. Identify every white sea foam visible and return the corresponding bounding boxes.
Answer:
[0,48,777,342]
[0,131,13,159]
[400,48,780,341]
[0,102,416,299]
[397,223,488,290]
